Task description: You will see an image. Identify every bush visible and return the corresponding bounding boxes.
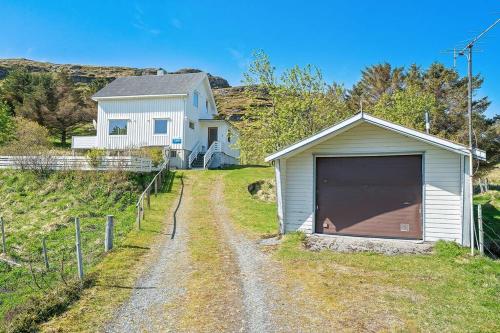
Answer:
[139,147,164,167]
[86,149,105,168]
[4,274,96,333]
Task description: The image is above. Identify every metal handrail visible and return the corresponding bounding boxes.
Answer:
[135,156,170,228]
[188,142,201,167]
[203,141,221,169]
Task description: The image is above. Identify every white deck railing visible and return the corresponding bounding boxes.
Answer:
[188,142,201,167]
[0,155,159,172]
[203,141,221,169]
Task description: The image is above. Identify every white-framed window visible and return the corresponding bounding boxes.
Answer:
[193,91,199,108]
[189,121,195,130]
[154,118,168,134]
[109,119,128,135]
[170,150,177,158]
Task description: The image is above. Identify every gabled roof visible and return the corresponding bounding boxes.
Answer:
[265,113,486,162]
[92,72,206,99]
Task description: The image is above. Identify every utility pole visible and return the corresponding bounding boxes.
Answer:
[455,18,499,255]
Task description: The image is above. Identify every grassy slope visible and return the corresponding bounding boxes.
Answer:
[221,166,500,332]
[41,172,181,332]
[0,170,155,327]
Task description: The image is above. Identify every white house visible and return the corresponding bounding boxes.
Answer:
[72,70,239,169]
[266,113,486,246]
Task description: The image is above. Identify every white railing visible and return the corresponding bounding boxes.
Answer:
[188,142,201,167]
[71,136,97,149]
[0,155,158,172]
[203,141,221,169]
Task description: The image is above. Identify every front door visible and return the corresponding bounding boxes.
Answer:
[208,127,218,148]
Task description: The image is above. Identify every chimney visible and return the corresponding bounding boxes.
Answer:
[157,68,166,76]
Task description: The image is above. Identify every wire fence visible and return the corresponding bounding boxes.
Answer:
[473,204,499,259]
[0,161,173,296]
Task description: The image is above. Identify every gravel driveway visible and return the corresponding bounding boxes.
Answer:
[105,172,329,333]
[105,178,192,333]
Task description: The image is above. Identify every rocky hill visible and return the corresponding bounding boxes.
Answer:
[0,58,264,119]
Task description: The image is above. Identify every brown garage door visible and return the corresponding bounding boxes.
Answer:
[315,155,422,239]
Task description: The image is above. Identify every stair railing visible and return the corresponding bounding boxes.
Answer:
[188,142,201,168]
[203,141,221,169]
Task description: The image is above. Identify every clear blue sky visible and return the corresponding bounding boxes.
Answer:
[1,0,498,117]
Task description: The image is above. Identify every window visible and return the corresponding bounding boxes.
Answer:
[154,119,168,134]
[189,121,195,130]
[170,150,177,158]
[193,91,199,108]
[109,119,128,135]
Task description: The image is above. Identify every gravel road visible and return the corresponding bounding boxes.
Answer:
[105,178,192,333]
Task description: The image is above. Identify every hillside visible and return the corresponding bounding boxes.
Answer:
[0,58,265,119]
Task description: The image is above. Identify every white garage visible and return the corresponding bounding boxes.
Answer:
[266,113,486,245]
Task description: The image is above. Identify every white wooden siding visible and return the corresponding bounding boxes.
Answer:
[96,97,186,150]
[283,122,462,243]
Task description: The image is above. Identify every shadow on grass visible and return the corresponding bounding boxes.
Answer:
[221,164,270,170]
[121,245,150,250]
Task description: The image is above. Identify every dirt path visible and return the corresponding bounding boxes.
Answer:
[105,177,192,333]
[105,172,330,332]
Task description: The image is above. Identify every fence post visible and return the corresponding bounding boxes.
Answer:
[147,188,151,209]
[105,215,114,252]
[75,217,84,280]
[0,217,5,254]
[141,198,145,220]
[154,177,158,196]
[42,237,49,270]
[478,204,484,256]
[136,204,141,230]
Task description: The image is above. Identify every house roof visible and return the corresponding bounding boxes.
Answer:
[92,72,207,99]
[265,113,486,162]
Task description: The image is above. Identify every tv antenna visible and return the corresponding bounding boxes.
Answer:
[451,18,499,255]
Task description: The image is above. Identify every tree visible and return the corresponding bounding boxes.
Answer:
[240,51,351,163]
[0,101,15,145]
[0,69,35,114]
[17,71,92,145]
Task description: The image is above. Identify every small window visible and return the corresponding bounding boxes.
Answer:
[193,91,199,108]
[154,119,168,134]
[109,119,128,135]
[170,150,177,158]
[189,121,195,130]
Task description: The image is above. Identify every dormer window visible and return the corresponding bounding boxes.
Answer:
[193,91,199,108]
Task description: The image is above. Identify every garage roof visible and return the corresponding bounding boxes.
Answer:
[265,113,486,162]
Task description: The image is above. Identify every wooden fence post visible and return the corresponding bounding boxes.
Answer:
[141,198,145,220]
[478,204,484,256]
[105,215,114,252]
[42,237,49,270]
[75,217,84,280]
[0,217,5,254]
[136,205,141,230]
[147,188,151,209]
[154,177,158,196]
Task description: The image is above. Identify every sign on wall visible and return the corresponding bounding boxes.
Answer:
[172,138,182,144]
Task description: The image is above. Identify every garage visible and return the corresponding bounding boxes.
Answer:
[315,155,422,239]
[266,113,486,246]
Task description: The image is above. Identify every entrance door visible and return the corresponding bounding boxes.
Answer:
[208,127,218,148]
[315,155,422,239]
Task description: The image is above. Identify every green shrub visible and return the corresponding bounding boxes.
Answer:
[4,274,96,333]
[86,149,105,168]
[140,147,164,167]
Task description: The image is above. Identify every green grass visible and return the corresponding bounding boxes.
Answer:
[220,166,277,237]
[474,190,500,246]
[218,166,500,332]
[0,169,160,328]
[40,172,182,332]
